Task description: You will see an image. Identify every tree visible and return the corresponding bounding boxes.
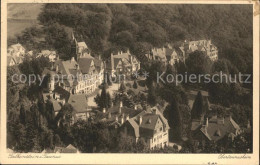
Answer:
[55,103,74,145]
[191,91,206,120]
[94,85,112,109]
[134,138,148,152]
[163,99,183,141]
[72,120,95,152]
[131,42,152,63]
[230,104,252,127]
[119,81,126,93]
[186,50,212,75]
[133,80,138,89]
[40,129,54,149]
[43,23,72,60]
[116,132,135,152]
[104,72,112,86]
[147,86,158,106]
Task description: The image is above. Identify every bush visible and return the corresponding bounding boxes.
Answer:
[133,80,138,89]
[125,82,132,88]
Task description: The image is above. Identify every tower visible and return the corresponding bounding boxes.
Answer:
[71,31,78,61]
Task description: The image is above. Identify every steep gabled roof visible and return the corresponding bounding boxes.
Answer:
[9,43,25,52]
[78,58,94,74]
[77,42,88,48]
[128,118,140,138]
[68,94,88,113]
[53,86,71,102]
[192,116,241,141]
[7,56,15,65]
[147,106,170,130]
[54,59,81,76]
[54,144,79,153]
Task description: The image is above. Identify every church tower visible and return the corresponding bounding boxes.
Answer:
[71,31,78,61]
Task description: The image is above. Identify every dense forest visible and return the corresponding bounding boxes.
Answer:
[7,4,253,153]
[11,4,253,74]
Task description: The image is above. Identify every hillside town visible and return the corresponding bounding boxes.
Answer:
[6,4,253,154]
[7,35,252,153]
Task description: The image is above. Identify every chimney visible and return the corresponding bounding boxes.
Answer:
[119,101,123,113]
[61,99,65,105]
[134,105,137,110]
[127,49,130,54]
[75,64,79,70]
[102,108,106,113]
[108,112,111,119]
[148,118,151,124]
[120,51,123,54]
[49,92,53,99]
[139,116,142,125]
[71,57,75,62]
[86,112,90,118]
[120,101,123,108]
[121,117,124,124]
[126,115,129,120]
[206,118,209,127]
[56,65,59,72]
[115,115,118,121]
[57,55,59,60]
[119,107,121,114]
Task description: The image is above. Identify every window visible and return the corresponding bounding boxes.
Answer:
[160,127,163,131]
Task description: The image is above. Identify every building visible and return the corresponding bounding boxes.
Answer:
[180,39,218,61]
[121,106,170,149]
[68,94,90,122]
[7,43,26,66]
[37,50,57,62]
[107,50,140,77]
[7,56,21,66]
[42,144,80,153]
[191,115,241,147]
[43,86,91,124]
[149,48,167,64]
[70,31,90,61]
[43,54,104,95]
[7,43,26,57]
[98,102,170,150]
[147,47,180,65]
[43,86,71,116]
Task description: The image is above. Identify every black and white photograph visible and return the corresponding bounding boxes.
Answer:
[1,0,259,164]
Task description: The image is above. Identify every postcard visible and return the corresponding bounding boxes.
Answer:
[1,0,259,164]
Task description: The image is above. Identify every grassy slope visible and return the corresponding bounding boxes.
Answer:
[7,3,44,38]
